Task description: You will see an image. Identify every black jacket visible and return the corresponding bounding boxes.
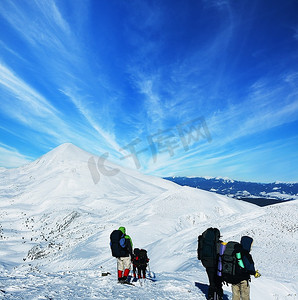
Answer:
[124,236,133,257]
[237,236,256,282]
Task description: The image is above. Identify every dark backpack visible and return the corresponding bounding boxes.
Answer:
[197,227,220,268]
[219,241,243,284]
[133,248,149,267]
[138,249,148,265]
[110,230,126,257]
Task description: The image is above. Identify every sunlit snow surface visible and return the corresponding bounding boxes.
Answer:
[0,144,297,299]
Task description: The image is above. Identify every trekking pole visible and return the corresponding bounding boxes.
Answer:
[148,262,155,279]
[147,262,151,277]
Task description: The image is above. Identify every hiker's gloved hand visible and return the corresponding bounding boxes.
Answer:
[254,270,261,278]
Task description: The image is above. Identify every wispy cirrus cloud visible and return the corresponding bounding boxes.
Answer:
[0,143,33,168]
[123,0,238,130]
[140,68,298,178]
[0,0,123,157]
[0,0,72,55]
[117,0,298,179]
[0,62,117,156]
[0,63,59,118]
[216,75,298,141]
[59,88,123,155]
[0,62,66,143]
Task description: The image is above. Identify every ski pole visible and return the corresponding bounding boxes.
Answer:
[147,262,151,277]
[148,262,155,278]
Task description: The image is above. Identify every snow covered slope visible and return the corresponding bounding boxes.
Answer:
[0,143,297,299]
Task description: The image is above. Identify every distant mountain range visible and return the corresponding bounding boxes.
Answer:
[164,176,298,206]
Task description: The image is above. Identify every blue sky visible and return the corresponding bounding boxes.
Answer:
[0,0,298,183]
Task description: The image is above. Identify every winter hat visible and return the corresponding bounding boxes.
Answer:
[241,236,253,252]
[118,226,126,234]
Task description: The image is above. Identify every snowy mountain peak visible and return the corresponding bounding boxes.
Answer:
[39,143,91,163]
[23,143,98,175]
[52,142,80,152]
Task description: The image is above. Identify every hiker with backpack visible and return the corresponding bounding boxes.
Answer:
[232,236,261,300]
[132,248,149,279]
[197,227,224,300]
[110,226,133,283]
[218,236,261,300]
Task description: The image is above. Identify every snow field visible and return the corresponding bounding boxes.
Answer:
[0,144,297,299]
